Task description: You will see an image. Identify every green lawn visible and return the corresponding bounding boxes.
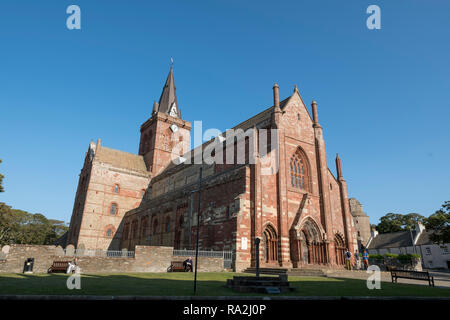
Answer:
[0,272,449,297]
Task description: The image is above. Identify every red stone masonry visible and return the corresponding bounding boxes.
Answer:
[67,69,357,271]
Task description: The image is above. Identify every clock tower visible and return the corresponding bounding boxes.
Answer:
[139,66,192,175]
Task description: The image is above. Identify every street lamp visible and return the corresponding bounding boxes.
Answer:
[193,167,203,295]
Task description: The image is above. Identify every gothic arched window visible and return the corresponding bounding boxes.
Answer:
[153,219,158,235]
[141,217,148,237]
[105,225,115,238]
[179,215,184,228]
[110,203,118,215]
[290,150,308,191]
[165,217,171,232]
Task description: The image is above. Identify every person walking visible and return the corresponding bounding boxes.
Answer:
[354,250,361,270]
[344,249,352,270]
[362,250,369,270]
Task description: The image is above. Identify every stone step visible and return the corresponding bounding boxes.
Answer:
[243,267,327,277]
[287,270,326,277]
[243,267,288,275]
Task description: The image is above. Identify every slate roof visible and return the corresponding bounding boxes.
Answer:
[94,146,149,174]
[151,95,295,181]
[368,231,416,249]
[229,96,290,132]
[155,66,180,117]
[415,230,434,245]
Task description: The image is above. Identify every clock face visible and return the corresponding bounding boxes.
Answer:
[170,124,179,133]
[169,103,178,117]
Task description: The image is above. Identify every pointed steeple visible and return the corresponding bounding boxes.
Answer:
[157,65,180,118]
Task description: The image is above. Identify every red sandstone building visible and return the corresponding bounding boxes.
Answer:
[67,67,357,271]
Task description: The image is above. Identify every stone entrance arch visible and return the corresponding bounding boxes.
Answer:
[334,233,346,266]
[290,217,328,267]
[263,225,279,263]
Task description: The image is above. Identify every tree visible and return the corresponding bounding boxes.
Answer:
[0,202,68,246]
[0,159,4,192]
[402,213,426,230]
[376,213,405,234]
[0,203,13,244]
[424,201,450,244]
[376,212,426,234]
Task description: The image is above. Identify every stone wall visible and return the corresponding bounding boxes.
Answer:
[0,245,58,273]
[68,153,152,251]
[368,257,422,271]
[0,245,224,273]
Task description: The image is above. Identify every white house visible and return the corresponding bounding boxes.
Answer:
[367,223,450,269]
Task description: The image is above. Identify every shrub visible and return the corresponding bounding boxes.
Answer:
[383,253,399,258]
[398,253,421,263]
[368,254,383,260]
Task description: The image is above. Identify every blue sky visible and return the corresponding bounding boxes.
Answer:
[0,0,449,225]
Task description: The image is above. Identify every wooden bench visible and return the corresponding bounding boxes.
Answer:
[48,260,72,273]
[390,269,434,287]
[167,261,190,272]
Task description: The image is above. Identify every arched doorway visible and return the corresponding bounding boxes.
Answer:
[334,234,346,266]
[291,218,328,266]
[263,225,279,263]
[174,215,184,249]
[300,231,309,264]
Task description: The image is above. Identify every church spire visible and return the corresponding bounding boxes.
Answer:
[157,65,180,118]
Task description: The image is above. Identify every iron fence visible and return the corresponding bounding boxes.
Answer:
[173,249,234,269]
[64,249,135,258]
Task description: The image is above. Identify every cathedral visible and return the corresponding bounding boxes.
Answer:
[67,66,358,271]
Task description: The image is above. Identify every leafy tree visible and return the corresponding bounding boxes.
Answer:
[0,203,13,244]
[0,159,4,192]
[376,212,426,234]
[424,201,450,244]
[376,213,405,233]
[402,213,426,230]
[0,202,68,246]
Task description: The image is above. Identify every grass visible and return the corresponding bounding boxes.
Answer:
[0,272,449,297]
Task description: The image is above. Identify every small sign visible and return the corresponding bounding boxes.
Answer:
[241,237,248,250]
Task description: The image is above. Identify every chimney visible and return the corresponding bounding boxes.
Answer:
[96,138,101,149]
[371,228,378,238]
[273,83,280,108]
[416,222,425,234]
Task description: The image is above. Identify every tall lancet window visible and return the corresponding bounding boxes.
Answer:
[290,150,308,191]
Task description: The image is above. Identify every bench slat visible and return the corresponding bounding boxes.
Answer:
[390,270,434,287]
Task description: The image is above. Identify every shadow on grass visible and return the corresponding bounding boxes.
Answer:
[0,273,449,297]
